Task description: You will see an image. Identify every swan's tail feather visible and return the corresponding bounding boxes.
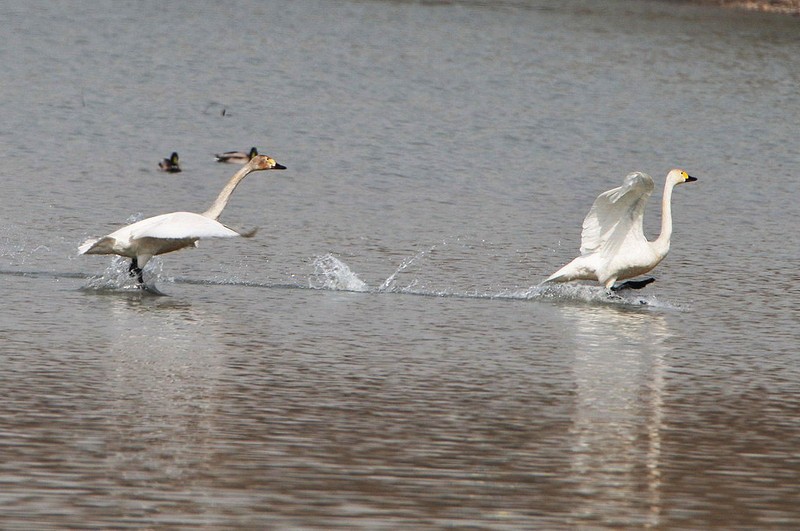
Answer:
[544,256,596,284]
[79,236,115,255]
[543,260,576,284]
[543,271,569,284]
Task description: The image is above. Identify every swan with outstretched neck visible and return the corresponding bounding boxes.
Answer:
[79,154,286,285]
[544,169,697,291]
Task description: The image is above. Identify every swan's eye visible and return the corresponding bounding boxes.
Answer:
[681,171,688,180]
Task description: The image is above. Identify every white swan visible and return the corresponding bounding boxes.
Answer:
[79,154,286,284]
[544,169,697,291]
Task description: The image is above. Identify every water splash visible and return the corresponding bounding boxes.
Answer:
[80,213,166,291]
[82,255,165,292]
[306,247,678,309]
[309,254,368,292]
[378,247,432,293]
[502,282,681,309]
[75,235,678,309]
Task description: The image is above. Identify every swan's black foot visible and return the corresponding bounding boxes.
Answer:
[128,258,145,286]
[611,277,655,291]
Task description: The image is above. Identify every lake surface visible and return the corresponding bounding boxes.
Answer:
[1,0,799,528]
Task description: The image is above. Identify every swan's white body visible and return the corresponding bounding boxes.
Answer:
[80,155,286,282]
[78,211,251,265]
[545,169,696,290]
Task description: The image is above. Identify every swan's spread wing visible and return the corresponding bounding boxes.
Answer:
[579,172,654,256]
[121,212,243,241]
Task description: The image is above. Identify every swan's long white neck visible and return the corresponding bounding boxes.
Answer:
[202,164,254,220]
[652,178,676,258]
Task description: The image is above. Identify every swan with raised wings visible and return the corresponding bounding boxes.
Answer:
[80,155,286,285]
[544,169,697,291]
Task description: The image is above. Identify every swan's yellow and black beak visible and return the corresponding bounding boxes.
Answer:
[264,157,287,170]
[686,174,697,182]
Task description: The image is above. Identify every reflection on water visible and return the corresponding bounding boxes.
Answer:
[97,298,226,526]
[0,286,234,527]
[560,305,669,527]
[2,267,800,528]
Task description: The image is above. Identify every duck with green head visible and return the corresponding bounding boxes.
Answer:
[214,146,258,164]
[159,152,181,173]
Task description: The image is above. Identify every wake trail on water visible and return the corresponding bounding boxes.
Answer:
[308,253,680,309]
[66,249,680,309]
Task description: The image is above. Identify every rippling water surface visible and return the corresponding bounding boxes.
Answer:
[1,0,799,528]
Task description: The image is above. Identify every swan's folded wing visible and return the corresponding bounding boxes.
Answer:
[579,172,654,255]
[127,212,243,240]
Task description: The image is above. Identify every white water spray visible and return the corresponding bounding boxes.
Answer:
[378,248,431,293]
[309,254,368,292]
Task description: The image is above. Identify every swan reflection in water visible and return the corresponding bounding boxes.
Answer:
[559,304,670,527]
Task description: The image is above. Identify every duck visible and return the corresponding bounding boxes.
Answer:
[543,169,697,291]
[80,155,287,286]
[159,152,181,173]
[214,146,258,164]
